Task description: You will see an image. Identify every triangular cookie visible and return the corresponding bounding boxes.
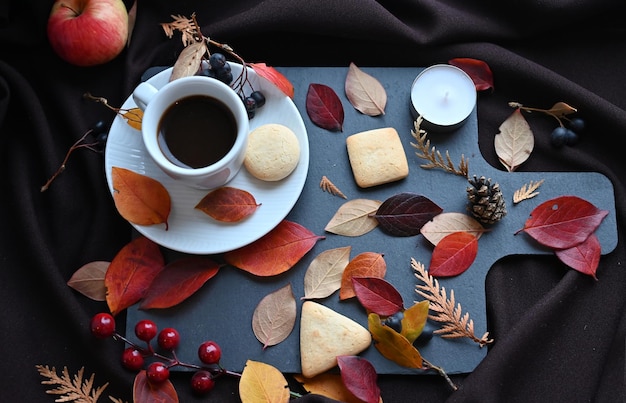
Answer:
[300,301,372,378]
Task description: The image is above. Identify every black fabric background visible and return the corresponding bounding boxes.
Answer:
[1,1,625,402]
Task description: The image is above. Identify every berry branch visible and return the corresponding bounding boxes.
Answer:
[509,101,585,148]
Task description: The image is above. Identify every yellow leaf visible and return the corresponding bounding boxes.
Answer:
[239,360,290,403]
[401,300,429,344]
[121,107,143,130]
[368,313,423,369]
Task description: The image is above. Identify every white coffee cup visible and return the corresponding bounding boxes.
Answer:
[133,76,249,189]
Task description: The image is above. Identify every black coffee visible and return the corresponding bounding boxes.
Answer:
[158,95,237,169]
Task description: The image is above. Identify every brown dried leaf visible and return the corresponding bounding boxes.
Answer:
[303,246,351,300]
[324,199,382,237]
[170,41,206,81]
[345,62,386,116]
[320,176,347,199]
[420,212,485,246]
[494,108,534,172]
[67,261,109,301]
[546,101,577,117]
[252,284,297,349]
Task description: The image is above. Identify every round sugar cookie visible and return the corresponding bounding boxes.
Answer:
[244,123,300,181]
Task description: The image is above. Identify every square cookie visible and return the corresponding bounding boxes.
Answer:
[346,127,409,188]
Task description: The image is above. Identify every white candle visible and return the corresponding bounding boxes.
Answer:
[410,64,477,132]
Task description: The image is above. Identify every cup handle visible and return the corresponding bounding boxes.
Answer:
[132,82,158,111]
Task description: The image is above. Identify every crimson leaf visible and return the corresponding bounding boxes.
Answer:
[306,83,344,132]
[372,193,443,236]
[352,277,404,316]
[337,355,381,403]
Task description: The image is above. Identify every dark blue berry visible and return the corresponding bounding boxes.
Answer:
[415,321,436,346]
[196,68,217,78]
[208,53,227,70]
[383,311,404,333]
[550,126,568,148]
[92,120,107,135]
[243,96,257,112]
[563,128,579,145]
[217,70,233,84]
[568,117,585,133]
[250,91,266,108]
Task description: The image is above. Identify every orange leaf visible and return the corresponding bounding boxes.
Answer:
[428,232,478,278]
[105,237,165,316]
[195,186,260,222]
[139,256,221,309]
[239,360,290,403]
[121,107,143,130]
[133,370,178,403]
[112,166,171,230]
[340,252,386,300]
[250,62,295,99]
[224,220,324,276]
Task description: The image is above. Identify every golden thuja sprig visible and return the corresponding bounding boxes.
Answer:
[319,175,347,199]
[513,179,544,204]
[36,365,126,403]
[412,258,493,348]
[410,117,469,178]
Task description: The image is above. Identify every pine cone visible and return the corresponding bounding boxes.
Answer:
[466,175,507,224]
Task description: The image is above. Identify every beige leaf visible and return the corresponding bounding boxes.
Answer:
[252,284,297,349]
[546,101,577,117]
[66,261,109,301]
[345,62,387,116]
[170,41,206,81]
[420,212,485,246]
[324,199,382,236]
[494,108,534,172]
[303,246,351,300]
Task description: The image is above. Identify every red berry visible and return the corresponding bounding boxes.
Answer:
[135,319,157,342]
[198,340,221,364]
[146,362,170,384]
[121,347,144,371]
[191,370,215,395]
[90,313,115,338]
[157,327,180,350]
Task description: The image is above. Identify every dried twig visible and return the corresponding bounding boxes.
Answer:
[36,365,116,403]
[319,176,347,199]
[410,117,469,178]
[513,179,544,204]
[412,258,493,347]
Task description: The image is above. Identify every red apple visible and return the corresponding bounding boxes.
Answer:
[47,0,129,67]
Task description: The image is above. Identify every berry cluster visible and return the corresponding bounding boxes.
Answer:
[550,117,585,148]
[195,52,267,119]
[90,313,226,396]
[380,311,435,345]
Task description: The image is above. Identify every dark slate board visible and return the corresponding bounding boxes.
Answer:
[126,67,617,375]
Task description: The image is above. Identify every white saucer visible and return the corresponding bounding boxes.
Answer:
[104,64,309,254]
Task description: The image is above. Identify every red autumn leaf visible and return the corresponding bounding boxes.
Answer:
[195,187,260,222]
[516,195,609,250]
[112,166,171,230]
[429,232,478,277]
[340,252,386,300]
[139,256,221,309]
[555,233,601,280]
[105,236,165,316]
[337,356,381,403]
[372,193,443,237]
[352,277,404,316]
[448,58,494,91]
[133,370,178,403]
[250,62,295,99]
[224,220,324,276]
[306,83,344,132]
